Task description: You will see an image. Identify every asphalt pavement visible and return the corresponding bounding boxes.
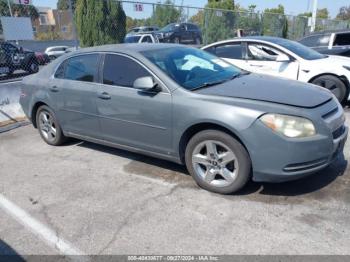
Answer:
[0,108,349,257]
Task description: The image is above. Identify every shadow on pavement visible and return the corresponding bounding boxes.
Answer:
[77,140,348,197]
[0,239,25,261]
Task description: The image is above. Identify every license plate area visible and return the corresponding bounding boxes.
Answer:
[0,67,9,74]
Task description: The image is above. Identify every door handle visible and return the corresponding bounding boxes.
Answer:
[250,64,264,67]
[49,86,59,92]
[98,92,111,100]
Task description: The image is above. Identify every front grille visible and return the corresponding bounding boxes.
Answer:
[322,106,338,119]
[333,125,346,139]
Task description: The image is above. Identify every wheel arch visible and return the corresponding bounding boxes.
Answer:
[31,101,48,128]
[308,73,350,88]
[178,122,250,164]
[308,73,350,103]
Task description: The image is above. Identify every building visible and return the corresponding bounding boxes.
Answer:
[32,7,74,40]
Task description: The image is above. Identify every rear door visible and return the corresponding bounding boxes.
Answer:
[245,42,299,80]
[96,53,172,154]
[51,53,102,138]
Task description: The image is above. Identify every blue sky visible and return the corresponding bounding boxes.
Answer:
[33,0,349,18]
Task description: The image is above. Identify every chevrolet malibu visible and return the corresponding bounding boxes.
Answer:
[20,44,348,194]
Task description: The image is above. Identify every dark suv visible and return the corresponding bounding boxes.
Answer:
[156,23,202,45]
[0,42,39,76]
[299,30,350,57]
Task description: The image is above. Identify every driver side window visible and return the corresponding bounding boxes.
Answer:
[247,43,284,61]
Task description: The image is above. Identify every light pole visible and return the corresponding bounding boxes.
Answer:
[7,0,13,17]
[311,0,318,32]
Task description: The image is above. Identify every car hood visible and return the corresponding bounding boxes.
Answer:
[195,73,332,108]
[315,55,350,66]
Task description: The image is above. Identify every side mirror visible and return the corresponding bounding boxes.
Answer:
[276,54,290,62]
[133,76,160,92]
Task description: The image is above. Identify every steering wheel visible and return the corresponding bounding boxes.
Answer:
[185,66,201,82]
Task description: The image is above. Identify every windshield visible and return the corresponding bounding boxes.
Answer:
[124,36,141,43]
[142,47,241,90]
[159,24,176,32]
[275,38,326,60]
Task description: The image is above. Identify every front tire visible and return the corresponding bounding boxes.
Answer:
[36,105,66,146]
[311,75,349,105]
[174,37,180,44]
[185,130,251,194]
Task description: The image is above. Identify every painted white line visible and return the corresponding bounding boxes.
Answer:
[0,194,88,260]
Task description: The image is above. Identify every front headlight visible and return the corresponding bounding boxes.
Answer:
[260,114,316,138]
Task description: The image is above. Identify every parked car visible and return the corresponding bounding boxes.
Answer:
[124,33,159,44]
[156,23,202,45]
[0,42,39,76]
[20,44,348,194]
[299,30,350,57]
[45,46,69,60]
[65,46,79,53]
[126,26,159,36]
[202,36,350,104]
[34,51,50,65]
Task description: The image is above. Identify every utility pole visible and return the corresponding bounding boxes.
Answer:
[7,0,13,17]
[68,0,79,49]
[311,0,318,32]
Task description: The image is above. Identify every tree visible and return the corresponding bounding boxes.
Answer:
[234,4,262,36]
[152,0,182,28]
[189,10,204,27]
[262,4,288,38]
[0,1,38,19]
[203,0,235,44]
[316,8,329,19]
[336,6,350,20]
[298,8,329,19]
[57,0,76,10]
[75,0,126,47]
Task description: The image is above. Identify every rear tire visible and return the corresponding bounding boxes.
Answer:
[36,105,66,146]
[311,75,349,105]
[185,130,251,194]
[28,60,39,74]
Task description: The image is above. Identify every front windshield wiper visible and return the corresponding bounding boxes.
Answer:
[191,72,250,91]
[191,79,228,91]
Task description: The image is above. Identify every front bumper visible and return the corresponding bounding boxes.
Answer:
[241,101,348,183]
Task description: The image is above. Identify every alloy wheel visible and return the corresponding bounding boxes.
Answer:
[38,111,57,143]
[192,140,238,187]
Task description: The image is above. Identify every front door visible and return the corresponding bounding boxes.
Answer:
[207,42,248,70]
[245,42,299,80]
[96,53,172,155]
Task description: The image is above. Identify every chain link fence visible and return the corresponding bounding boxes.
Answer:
[0,0,349,80]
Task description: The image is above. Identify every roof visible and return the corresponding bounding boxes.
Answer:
[305,29,350,36]
[73,43,185,55]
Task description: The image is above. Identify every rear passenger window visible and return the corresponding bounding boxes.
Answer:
[142,36,153,43]
[214,43,243,59]
[62,54,99,82]
[103,54,151,87]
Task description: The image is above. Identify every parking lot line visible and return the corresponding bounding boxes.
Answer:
[0,193,87,259]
